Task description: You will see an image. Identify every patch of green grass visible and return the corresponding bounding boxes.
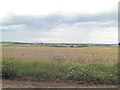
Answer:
[0,43,11,46]
[2,60,119,84]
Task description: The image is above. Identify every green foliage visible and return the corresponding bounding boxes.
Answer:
[32,43,86,48]
[2,60,119,84]
[0,43,11,46]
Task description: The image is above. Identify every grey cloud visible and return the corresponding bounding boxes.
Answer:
[1,10,118,43]
[1,10,117,31]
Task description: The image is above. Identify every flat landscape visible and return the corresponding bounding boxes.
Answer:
[1,0,118,88]
[2,46,118,64]
[2,45,119,88]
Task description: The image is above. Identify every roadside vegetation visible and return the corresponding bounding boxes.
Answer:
[2,60,119,84]
[2,46,119,85]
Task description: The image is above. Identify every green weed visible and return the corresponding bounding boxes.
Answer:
[2,60,119,84]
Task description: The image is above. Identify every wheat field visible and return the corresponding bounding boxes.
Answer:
[2,46,118,64]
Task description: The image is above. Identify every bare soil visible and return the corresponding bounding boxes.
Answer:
[2,79,118,88]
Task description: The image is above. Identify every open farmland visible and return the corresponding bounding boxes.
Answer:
[2,46,119,88]
[2,46,118,64]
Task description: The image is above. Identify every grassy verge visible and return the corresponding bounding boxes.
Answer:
[2,60,119,84]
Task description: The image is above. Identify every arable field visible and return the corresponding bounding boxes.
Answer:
[2,46,119,88]
[2,46,118,64]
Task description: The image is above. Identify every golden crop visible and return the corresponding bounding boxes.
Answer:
[2,46,118,64]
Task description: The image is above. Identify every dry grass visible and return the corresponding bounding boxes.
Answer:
[2,46,118,64]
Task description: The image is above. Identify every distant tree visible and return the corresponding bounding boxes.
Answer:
[70,45,73,47]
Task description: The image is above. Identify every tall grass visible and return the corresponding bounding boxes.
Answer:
[2,60,119,84]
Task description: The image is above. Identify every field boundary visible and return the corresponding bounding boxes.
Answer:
[2,60,119,85]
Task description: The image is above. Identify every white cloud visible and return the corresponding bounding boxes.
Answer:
[0,0,119,18]
[42,22,117,43]
[0,0,118,43]
[8,21,116,43]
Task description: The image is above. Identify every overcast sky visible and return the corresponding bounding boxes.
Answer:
[0,0,119,43]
